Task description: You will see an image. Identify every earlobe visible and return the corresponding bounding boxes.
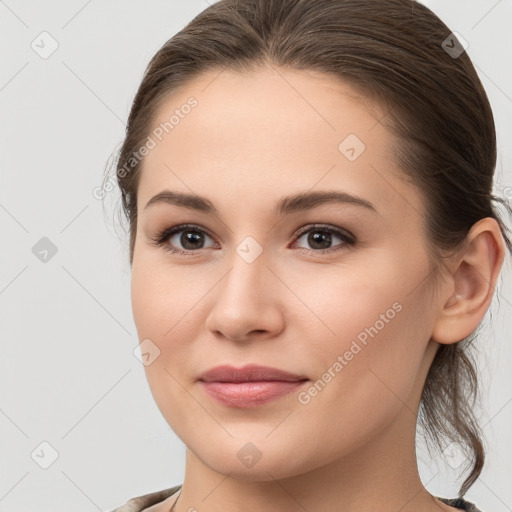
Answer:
[431,218,505,345]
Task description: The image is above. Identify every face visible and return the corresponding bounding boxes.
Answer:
[131,65,443,480]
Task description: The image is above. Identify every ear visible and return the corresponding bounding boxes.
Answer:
[431,217,506,345]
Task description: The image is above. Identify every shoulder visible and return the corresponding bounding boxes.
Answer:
[107,484,182,512]
[436,495,483,512]
[108,488,483,512]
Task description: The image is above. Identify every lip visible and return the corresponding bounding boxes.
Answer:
[200,381,308,408]
[199,364,308,383]
[198,364,309,408]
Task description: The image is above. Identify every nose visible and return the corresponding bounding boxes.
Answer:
[205,249,285,342]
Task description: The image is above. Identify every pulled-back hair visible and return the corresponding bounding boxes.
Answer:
[107,0,512,497]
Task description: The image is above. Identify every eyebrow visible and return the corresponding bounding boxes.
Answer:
[143,189,378,216]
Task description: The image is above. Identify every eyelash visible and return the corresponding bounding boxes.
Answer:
[149,223,356,256]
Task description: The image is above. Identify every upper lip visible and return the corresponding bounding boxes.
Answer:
[199,364,308,383]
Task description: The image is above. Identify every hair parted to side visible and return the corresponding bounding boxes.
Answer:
[107,0,512,497]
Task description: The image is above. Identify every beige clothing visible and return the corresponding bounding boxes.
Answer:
[108,484,483,512]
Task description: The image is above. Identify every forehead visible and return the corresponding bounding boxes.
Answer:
[137,65,424,224]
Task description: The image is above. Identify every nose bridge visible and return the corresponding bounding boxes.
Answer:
[218,239,269,308]
[206,237,281,339]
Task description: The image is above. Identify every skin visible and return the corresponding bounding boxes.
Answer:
[130,64,505,512]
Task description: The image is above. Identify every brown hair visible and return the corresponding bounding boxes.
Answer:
[106,0,512,497]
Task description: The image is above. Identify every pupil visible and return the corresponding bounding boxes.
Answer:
[182,231,203,249]
[309,231,331,249]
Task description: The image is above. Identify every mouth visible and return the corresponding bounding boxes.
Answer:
[199,379,309,408]
[199,363,308,383]
[198,364,309,408]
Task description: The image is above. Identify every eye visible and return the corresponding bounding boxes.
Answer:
[150,224,217,254]
[149,223,355,256]
[291,224,355,254]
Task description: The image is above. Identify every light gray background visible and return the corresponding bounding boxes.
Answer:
[1,1,511,511]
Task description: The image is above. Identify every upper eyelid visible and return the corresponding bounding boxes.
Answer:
[168,223,350,236]
[293,223,354,238]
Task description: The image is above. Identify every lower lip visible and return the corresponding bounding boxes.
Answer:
[200,380,308,408]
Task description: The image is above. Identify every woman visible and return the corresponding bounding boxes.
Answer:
[106,0,511,510]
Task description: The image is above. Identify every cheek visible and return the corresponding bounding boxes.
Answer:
[131,261,204,436]
[288,262,406,356]
[130,258,213,388]
[131,257,203,339]
[289,264,431,435]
